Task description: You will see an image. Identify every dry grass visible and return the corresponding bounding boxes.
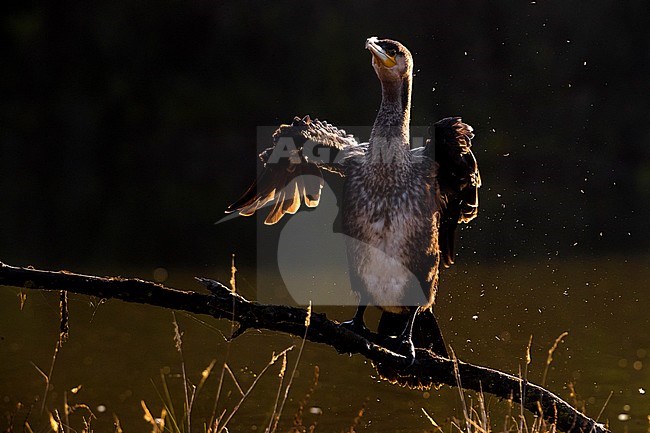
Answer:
[418,350,558,433]
[8,336,594,433]
[134,301,374,433]
[4,283,606,433]
[419,332,612,433]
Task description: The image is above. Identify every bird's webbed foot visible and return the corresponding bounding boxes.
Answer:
[335,306,372,355]
[339,318,370,335]
[379,306,419,366]
[381,335,416,366]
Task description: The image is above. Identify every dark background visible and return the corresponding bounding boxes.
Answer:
[2,3,650,432]
[1,0,649,270]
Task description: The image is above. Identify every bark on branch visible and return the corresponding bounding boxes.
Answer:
[0,261,609,433]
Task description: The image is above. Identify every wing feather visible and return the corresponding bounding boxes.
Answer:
[226,115,363,224]
[425,116,481,267]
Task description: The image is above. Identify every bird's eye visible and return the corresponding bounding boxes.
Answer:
[386,48,397,57]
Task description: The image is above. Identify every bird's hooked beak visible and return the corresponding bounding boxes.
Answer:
[365,36,397,68]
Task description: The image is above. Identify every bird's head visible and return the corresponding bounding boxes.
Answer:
[365,37,413,83]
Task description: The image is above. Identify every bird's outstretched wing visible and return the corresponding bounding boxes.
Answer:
[425,117,481,267]
[226,115,363,225]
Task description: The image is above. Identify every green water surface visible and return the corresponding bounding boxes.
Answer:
[1,257,648,432]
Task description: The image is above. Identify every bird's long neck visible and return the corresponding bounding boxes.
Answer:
[369,76,412,163]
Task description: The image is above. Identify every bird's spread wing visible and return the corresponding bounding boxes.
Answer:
[226,115,363,225]
[425,117,481,267]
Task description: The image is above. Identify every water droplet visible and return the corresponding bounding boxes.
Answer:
[309,406,323,415]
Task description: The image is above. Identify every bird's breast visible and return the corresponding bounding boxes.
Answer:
[342,166,438,309]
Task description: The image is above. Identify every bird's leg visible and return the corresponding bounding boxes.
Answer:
[394,306,419,365]
[339,303,370,337]
[339,268,371,337]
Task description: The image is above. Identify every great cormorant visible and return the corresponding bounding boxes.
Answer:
[226,37,480,362]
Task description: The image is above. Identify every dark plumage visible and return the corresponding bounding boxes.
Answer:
[226,37,480,362]
[434,117,481,267]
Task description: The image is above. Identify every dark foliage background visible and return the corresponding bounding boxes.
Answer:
[2,0,649,269]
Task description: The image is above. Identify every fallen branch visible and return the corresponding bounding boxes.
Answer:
[0,261,609,433]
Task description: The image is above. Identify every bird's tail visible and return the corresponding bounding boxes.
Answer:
[412,307,448,357]
[373,307,448,389]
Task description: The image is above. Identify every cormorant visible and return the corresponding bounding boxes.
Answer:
[226,37,480,362]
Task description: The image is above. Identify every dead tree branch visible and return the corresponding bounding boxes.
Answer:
[0,261,609,433]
